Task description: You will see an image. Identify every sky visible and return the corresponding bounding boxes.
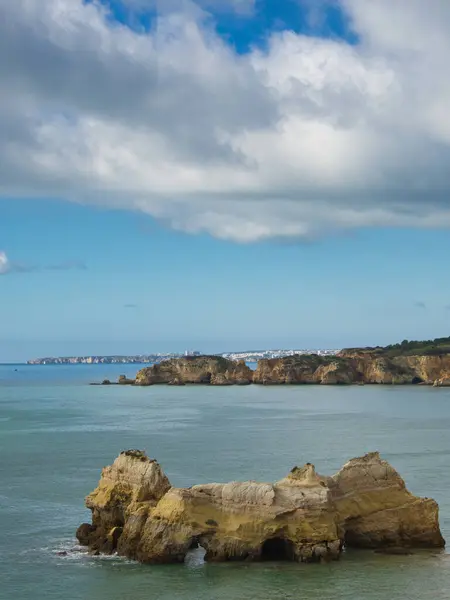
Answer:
[2,0,450,361]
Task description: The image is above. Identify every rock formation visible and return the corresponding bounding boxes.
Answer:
[337,350,450,385]
[118,375,135,385]
[253,355,356,385]
[77,450,171,554]
[128,352,450,387]
[253,351,450,385]
[327,452,444,549]
[91,349,450,387]
[135,356,253,386]
[76,451,444,564]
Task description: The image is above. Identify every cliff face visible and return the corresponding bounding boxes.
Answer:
[253,352,450,385]
[77,451,444,564]
[328,452,443,548]
[339,351,450,384]
[135,356,253,386]
[106,352,450,387]
[76,450,171,553]
[336,352,417,384]
[253,355,360,385]
[396,355,450,385]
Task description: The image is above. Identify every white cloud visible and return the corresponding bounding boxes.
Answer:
[1,0,450,241]
[0,252,10,275]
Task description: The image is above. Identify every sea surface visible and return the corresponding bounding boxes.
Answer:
[2,363,450,600]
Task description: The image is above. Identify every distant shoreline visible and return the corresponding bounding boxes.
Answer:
[25,350,338,366]
[1,362,154,367]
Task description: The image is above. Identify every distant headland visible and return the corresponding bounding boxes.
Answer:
[26,348,339,365]
[90,336,450,387]
[27,353,187,365]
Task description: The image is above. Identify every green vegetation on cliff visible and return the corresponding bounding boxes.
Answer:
[344,336,450,358]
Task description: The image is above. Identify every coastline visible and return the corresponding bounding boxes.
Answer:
[91,351,450,387]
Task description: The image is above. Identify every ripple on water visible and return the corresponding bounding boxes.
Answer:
[3,378,450,600]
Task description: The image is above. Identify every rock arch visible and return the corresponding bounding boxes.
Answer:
[77,450,445,563]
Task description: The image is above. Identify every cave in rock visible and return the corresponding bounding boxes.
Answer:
[260,537,295,561]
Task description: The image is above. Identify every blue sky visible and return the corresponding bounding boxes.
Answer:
[102,0,356,51]
[3,198,450,362]
[2,0,450,361]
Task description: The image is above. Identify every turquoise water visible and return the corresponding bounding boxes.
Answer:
[2,364,450,599]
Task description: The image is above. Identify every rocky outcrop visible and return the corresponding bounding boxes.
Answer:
[167,378,186,386]
[90,376,135,386]
[91,351,450,387]
[118,375,135,385]
[253,355,358,385]
[327,452,444,549]
[253,352,450,385]
[77,451,444,564]
[76,450,171,554]
[135,356,253,386]
[434,377,450,387]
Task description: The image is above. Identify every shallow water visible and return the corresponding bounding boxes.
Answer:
[2,364,450,599]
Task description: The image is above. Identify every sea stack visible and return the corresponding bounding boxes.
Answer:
[76,451,444,564]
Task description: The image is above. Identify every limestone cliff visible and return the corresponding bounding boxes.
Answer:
[98,350,450,387]
[76,450,171,553]
[135,356,253,386]
[253,355,357,385]
[338,350,450,385]
[76,451,444,564]
[328,452,444,548]
[253,351,450,385]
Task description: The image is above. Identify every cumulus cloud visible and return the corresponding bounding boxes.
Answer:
[1,0,450,241]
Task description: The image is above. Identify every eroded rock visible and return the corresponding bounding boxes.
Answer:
[93,351,450,387]
[77,451,444,564]
[253,352,450,385]
[118,375,135,385]
[76,523,96,545]
[329,452,444,549]
[77,450,171,553]
[167,378,186,386]
[135,357,253,386]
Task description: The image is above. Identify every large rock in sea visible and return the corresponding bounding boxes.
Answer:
[76,450,171,554]
[328,452,444,548]
[135,356,253,386]
[76,451,444,563]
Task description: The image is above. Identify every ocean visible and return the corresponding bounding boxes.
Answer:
[2,363,450,600]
